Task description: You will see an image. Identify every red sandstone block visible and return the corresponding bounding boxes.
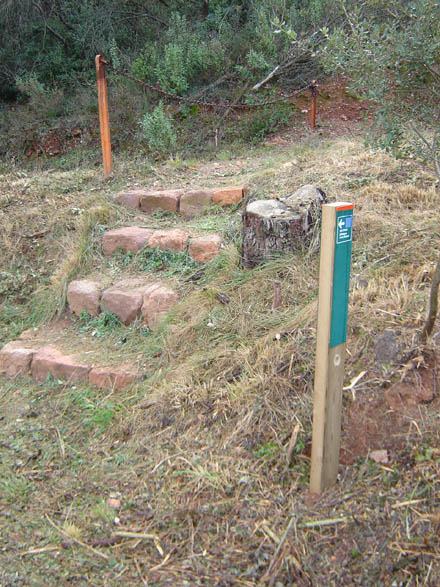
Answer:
[147,229,190,253]
[31,346,90,383]
[67,280,103,316]
[102,227,154,256]
[179,190,213,217]
[89,367,138,390]
[101,278,158,325]
[142,286,178,329]
[139,190,183,214]
[115,190,143,209]
[188,235,224,262]
[212,187,244,206]
[0,341,35,377]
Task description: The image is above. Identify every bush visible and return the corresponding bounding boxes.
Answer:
[139,102,177,155]
[320,0,440,340]
[132,13,224,96]
[15,73,64,119]
[321,0,440,173]
[243,103,292,142]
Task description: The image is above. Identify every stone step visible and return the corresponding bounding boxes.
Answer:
[115,186,244,217]
[0,340,138,390]
[67,277,179,327]
[102,227,224,263]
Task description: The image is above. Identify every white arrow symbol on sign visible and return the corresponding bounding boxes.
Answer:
[338,219,345,228]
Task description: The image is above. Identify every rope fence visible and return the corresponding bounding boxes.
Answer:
[96,55,318,178]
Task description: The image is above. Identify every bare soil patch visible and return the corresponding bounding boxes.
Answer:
[342,359,439,465]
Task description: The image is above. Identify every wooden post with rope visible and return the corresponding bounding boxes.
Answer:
[95,55,112,179]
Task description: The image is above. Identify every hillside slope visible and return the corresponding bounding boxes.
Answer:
[1,129,439,584]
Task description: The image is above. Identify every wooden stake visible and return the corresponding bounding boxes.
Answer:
[310,202,353,494]
[310,80,317,131]
[95,54,112,179]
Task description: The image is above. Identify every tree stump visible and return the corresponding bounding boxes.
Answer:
[241,185,326,268]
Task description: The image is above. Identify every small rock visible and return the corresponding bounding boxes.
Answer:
[216,293,230,304]
[374,329,402,368]
[370,449,389,464]
[355,278,368,289]
[107,498,121,509]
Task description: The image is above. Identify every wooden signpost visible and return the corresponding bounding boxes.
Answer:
[310,202,354,494]
[95,55,112,179]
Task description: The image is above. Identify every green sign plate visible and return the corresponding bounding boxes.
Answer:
[330,207,353,348]
[336,214,353,244]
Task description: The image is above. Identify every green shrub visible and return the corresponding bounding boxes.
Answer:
[132,13,224,95]
[115,246,199,276]
[139,102,177,155]
[15,73,64,118]
[156,43,188,95]
[76,310,122,338]
[243,103,292,142]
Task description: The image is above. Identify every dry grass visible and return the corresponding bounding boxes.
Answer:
[1,133,440,584]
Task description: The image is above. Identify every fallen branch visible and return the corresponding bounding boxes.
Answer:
[343,371,366,391]
[252,65,280,91]
[22,545,59,556]
[176,72,236,114]
[272,281,282,312]
[265,516,295,577]
[391,498,426,509]
[45,514,110,561]
[389,541,440,559]
[134,558,148,586]
[112,531,164,556]
[297,517,347,529]
[112,531,159,540]
[285,423,300,466]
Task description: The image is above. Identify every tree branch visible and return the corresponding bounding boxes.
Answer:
[421,252,440,342]
[424,63,440,81]
[119,11,169,28]
[32,1,68,48]
[252,65,280,91]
